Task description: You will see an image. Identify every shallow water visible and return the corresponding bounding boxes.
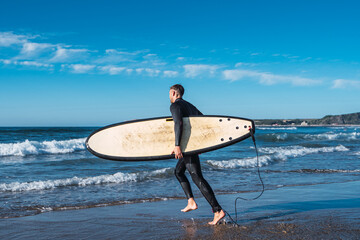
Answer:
[1,126,359,218]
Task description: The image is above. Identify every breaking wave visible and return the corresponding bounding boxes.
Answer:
[258,131,360,142]
[259,145,349,159]
[207,155,273,169]
[0,138,86,157]
[304,132,360,141]
[0,168,172,192]
[258,127,298,130]
[207,145,349,169]
[257,133,294,142]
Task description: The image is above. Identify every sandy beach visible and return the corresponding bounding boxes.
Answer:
[1,180,359,240]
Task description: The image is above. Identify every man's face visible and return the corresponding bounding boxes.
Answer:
[169,89,174,103]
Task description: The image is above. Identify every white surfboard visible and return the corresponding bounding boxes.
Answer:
[86,115,255,161]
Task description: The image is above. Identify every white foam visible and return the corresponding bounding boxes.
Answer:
[259,145,349,160]
[258,127,297,130]
[304,132,360,141]
[0,138,86,157]
[0,167,171,192]
[207,155,272,168]
[206,145,349,169]
[353,151,360,158]
[276,133,288,140]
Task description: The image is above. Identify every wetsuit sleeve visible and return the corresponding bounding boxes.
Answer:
[170,104,183,146]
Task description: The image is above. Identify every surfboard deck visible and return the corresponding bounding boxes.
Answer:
[86,115,255,161]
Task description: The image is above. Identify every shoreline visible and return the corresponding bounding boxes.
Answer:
[1,181,359,239]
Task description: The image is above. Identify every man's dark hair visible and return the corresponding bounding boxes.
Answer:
[170,84,185,97]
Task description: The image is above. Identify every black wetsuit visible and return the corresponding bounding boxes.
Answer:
[170,98,222,213]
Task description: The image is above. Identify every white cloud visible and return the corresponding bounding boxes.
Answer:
[235,62,258,67]
[332,79,360,89]
[126,69,134,74]
[135,68,144,74]
[18,42,55,59]
[145,68,161,76]
[18,61,53,68]
[141,53,166,66]
[0,59,12,64]
[0,59,53,68]
[96,49,145,63]
[143,53,157,59]
[50,47,90,62]
[223,69,320,86]
[0,32,33,47]
[135,68,161,76]
[183,64,220,78]
[176,57,185,61]
[272,53,302,60]
[105,49,147,55]
[163,70,179,77]
[98,65,126,75]
[64,64,95,73]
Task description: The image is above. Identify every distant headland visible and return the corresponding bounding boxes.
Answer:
[255,112,360,126]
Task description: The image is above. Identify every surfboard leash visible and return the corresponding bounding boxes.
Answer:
[222,126,265,227]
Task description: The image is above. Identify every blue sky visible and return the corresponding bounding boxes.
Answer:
[1,0,359,126]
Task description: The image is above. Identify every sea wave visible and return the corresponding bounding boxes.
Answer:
[0,138,86,157]
[293,169,360,173]
[257,133,293,142]
[259,145,349,160]
[258,131,360,142]
[258,127,298,130]
[267,169,360,173]
[304,132,360,141]
[206,145,349,169]
[0,168,172,192]
[207,155,273,168]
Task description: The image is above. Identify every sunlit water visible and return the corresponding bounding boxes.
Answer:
[1,126,359,218]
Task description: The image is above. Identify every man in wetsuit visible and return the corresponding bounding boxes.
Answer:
[169,84,225,225]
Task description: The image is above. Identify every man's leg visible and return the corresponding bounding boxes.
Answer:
[185,155,225,224]
[174,157,198,212]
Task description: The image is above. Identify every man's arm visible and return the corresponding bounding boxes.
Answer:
[170,103,183,159]
[170,103,183,146]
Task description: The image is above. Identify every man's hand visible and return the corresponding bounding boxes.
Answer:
[171,146,183,159]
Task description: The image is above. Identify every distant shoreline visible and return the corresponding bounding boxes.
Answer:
[256,124,360,127]
[254,112,360,126]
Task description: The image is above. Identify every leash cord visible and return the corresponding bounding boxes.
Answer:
[222,127,265,226]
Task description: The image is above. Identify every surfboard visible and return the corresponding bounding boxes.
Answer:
[86,115,255,161]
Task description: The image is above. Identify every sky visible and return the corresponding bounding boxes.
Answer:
[1,0,360,126]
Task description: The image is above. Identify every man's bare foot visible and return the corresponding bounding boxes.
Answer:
[181,204,198,212]
[181,198,198,212]
[208,210,225,225]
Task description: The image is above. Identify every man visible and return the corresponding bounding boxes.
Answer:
[169,84,225,225]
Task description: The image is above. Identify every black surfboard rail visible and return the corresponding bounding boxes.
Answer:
[86,115,255,161]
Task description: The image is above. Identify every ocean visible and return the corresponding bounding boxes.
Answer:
[1,126,359,219]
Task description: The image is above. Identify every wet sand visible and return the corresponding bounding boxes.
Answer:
[1,181,359,239]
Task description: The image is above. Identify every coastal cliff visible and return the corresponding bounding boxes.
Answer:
[255,112,360,126]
